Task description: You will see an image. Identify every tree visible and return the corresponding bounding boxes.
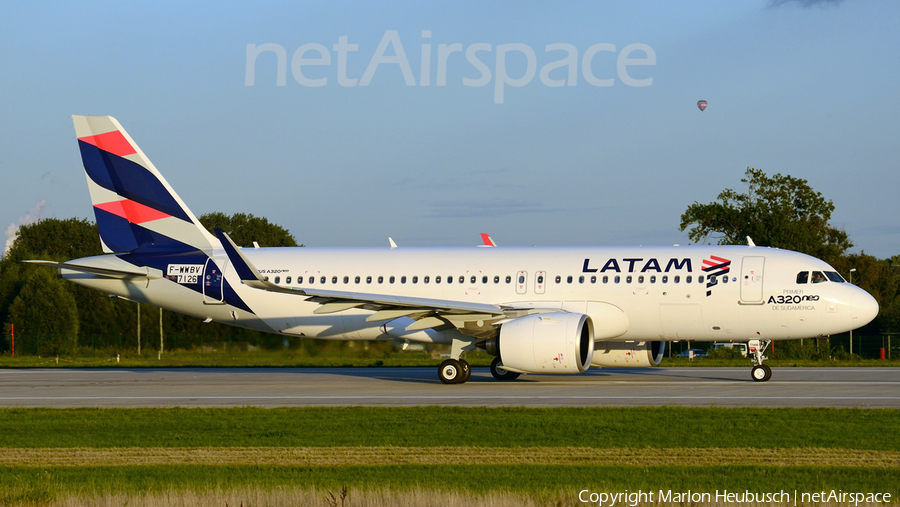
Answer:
[831,253,900,334]
[679,168,852,263]
[199,212,299,247]
[3,217,101,263]
[0,218,133,353]
[1,214,302,354]
[7,268,79,355]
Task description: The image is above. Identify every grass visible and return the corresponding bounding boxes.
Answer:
[2,350,899,369]
[0,349,490,368]
[1,407,898,505]
[2,446,898,467]
[2,465,899,498]
[0,407,899,449]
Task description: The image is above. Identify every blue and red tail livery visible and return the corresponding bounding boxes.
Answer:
[72,116,217,254]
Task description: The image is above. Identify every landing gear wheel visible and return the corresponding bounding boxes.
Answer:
[751,364,771,382]
[490,357,521,381]
[439,359,463,384]
[459,360,471,383]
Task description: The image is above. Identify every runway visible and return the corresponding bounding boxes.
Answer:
[1,367,898,408]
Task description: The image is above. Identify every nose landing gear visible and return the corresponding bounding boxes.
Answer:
[748,339,772,382]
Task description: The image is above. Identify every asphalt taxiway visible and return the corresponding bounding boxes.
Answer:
[1,367,898,408]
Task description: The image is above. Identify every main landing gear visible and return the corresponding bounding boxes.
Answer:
[438,358,471,384]
[748,339,772,382]
[438,337,476,384]
[490,357,521,381]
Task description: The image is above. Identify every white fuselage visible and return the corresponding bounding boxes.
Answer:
[64,244,878,345]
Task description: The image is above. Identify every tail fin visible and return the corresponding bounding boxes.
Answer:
[72,115,219,254]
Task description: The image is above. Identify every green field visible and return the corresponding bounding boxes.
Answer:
[0,406,898,449]
[1,349,899,368]
[0,407,898,505]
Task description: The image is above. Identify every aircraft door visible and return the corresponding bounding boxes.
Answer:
[203,258,228,304]
[740,256,765,303]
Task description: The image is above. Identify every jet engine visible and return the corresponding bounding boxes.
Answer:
[591,340,665,367]
[486,312,593,374]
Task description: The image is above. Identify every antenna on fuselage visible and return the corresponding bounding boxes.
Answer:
[747,237,756,247]
[389,237,398,249]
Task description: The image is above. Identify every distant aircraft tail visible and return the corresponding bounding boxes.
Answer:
[72,115,218,254]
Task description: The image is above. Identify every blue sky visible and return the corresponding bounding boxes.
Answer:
[1,0,898,258]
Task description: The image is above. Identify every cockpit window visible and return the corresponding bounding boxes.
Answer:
[811,271,827,283]
[825,271,845,283]
[796,271,809,284]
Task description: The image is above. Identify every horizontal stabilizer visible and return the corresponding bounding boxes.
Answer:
[24,260,163,279]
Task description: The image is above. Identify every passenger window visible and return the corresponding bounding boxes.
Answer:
[674,275,680,283]
[343,276,349,284]
[506,275,512,283]
[401,276,407,284]
[412,276,418,284]
[436,276,442,283]
[555,276,562,283]
[378,276,383,284]
[390,276,395,284]
[796,271,809,284]
[638,275,644,284]
[264,276,269,282]
[470,276,476,284]
[578,276,584,284]
[590,275,596,284]
[626,276,632,283]
[447,276,452,284]
[567,276,573,283]
[661,276,667,283]
[698,275,704,283]
[274,276,280,284]
[424,276,429,284]
[354,276,360,284]
[518,275,525,284]
[602,275,608,284]
[723,276,728,284]
[494,276,500,284]
[650,276,656,283]
[366,276,372,284]
[614,275,621,284]
[811,271,827,284]
[286,276,291,284]
[320,276,326,284]
[482,276,488,284]
[459,276,465,284]
[332,276,338,284]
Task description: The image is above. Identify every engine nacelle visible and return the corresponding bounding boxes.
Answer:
[496,312,594,374]
[591,340,665,368]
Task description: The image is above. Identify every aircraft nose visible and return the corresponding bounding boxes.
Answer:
[852,290,879,328]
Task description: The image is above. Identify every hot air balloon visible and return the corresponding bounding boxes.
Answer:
[697,100,708,112]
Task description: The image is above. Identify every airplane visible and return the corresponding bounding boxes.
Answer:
[27,115,880,384]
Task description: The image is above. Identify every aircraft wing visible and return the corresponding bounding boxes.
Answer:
[215,229,523,333]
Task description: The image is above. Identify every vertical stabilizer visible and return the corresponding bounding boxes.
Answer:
[73,115,219,254]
